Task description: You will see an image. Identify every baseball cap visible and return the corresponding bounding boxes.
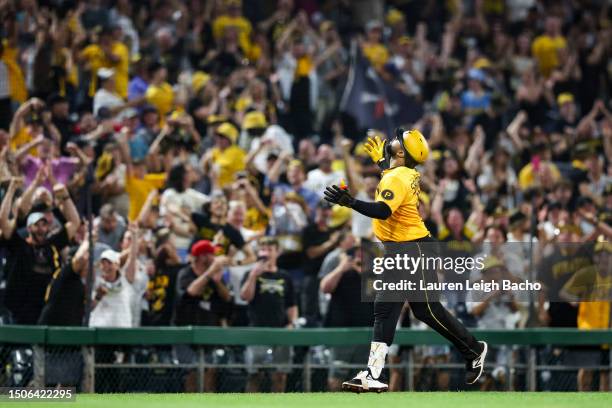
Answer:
[242,111,268,130]
[97,68,115,80]
[386,9,405,25]
[192,71,211,93]
[26,212,47,227]
[216,122,239,143]
[557,92,574,106]
[100,249,121,264]
[467,68,486,82]
[122,108,139,119]
[365,20,383,32]
[473,57,492,70]
[191,240,219,257]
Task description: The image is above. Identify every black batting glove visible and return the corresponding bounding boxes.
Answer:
[324,185,356,208]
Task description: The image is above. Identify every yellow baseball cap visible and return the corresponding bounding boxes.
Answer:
[242,111,268,130]
[398,35,412,46]
[557,92,574,106]
[192,71,210,93]
[473,57,492,69]
[216,122,239,143]
[386,9,405,25]
[288,159,304,170]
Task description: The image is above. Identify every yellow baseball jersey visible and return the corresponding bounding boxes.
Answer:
[372,166,430,242]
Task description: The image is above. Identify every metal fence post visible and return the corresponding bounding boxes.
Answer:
[303,349,312,392]
[609,348,612,391]
[407,349,414,391]
[507,346,515,391]
[32,345,45,387]
[527,346,536,391]
[82,346,95,393]
[197,346,205,393]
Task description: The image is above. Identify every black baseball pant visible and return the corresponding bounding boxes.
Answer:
[372,236,482,360]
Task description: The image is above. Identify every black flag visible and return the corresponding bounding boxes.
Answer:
[340,42,424,136]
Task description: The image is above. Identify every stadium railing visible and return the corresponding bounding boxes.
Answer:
[1,326,611,392]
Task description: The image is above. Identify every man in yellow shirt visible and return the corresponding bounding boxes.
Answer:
[202,122,246,189]
[80,26,130,99]
[361,21,389,71]
[145,62,174,124]
[324,128,487,392]
[531,16,567,77]
[125,160,166,221]
[212,0,252,55]
[560,239,611,391]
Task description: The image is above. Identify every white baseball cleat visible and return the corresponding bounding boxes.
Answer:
[342,369,389,393]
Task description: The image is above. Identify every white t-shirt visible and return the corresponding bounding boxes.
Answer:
[129,259,149,327]
[247,126,295,174]
[93,88,124,116]
[89,273,135,328]
[304,168,345,197]
[160,188,209,250]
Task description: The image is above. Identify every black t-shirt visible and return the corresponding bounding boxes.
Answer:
[3,227,70,324]
[323,269,373,327]
[242,269,295,327]
[191,212,245,254]
[38,261,84,326]
[173,266,226,326]
[143,259,183,326]
[301,223,333,276]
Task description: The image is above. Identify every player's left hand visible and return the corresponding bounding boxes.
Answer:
[324,185,355,207]
[364,134,386,165]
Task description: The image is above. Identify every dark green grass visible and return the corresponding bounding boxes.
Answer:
[8,392,612,408]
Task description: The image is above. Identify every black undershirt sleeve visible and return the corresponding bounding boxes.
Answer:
[352,200,392,220]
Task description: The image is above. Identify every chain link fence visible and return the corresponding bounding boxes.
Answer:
[1,342,611,392]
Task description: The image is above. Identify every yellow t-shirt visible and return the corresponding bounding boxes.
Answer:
[1,41,27,102]
[81,42,129,98]
[125,173,167,221]
[518,162,561,190]
[112,42,130,99]
[81,44,107,97]
[145,83,174,124]
[531,35,567,77]
[362,43,390,70]
[563,264,611,329]
[10,127,37,156]
[244,207,269,232]
[211,145,246,188]
[372,166,430,242]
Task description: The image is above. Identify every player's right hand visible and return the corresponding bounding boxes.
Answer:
[364,134,386,164]
[324,185,355,208]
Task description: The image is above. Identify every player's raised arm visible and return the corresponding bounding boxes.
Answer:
[363,131,389,171]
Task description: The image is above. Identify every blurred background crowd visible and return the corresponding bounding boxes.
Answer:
[0,0,611,393]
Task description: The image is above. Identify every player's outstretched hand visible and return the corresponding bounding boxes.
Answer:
[324,185,355,208]
[364,134,386,165]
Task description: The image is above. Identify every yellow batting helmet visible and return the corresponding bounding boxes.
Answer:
[401,129,429,164]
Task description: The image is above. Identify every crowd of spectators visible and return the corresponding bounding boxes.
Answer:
[0,0,611,392]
